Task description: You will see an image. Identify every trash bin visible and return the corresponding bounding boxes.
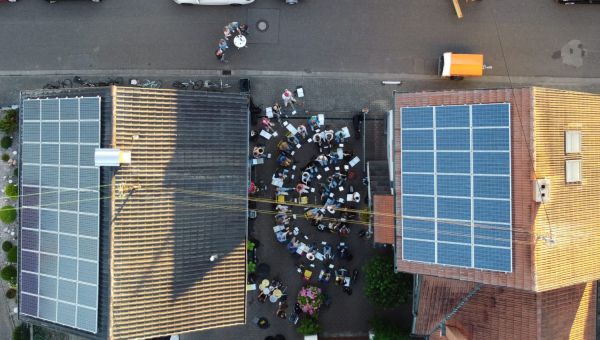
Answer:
[239,78,250,94]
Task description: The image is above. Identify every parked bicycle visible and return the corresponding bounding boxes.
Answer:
[203,79,232,91]
[73,76,124,87]
[43,78,73,89]
[129,79,163,88]
[172,80,202,90]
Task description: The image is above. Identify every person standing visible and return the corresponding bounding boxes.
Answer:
[239,23,249,35]
[218,38,229,50]
[223,26,232,40]
[215,48,227,63]
[282,89,297,107]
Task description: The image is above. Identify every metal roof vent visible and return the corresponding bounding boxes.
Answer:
[94,148,132,167]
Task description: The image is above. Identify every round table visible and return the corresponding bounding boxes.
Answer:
[261,279,270,288]
[263,288,271,295]
[269,294,278,303]
[273,289,282,298]
[234,35,247,48]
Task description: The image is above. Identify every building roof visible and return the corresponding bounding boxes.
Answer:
[413,275,596,340]
[109,87,249,339]
[18,87,249,339]
[393,88,535,290]
[394,87,600,292]
[373,194,395,244]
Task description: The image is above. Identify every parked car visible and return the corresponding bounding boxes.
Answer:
[46,0,101,3]
[172,0,254,5]
[556,0,600,3]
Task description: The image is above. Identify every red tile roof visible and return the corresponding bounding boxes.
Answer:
[373,194,395,244]
[414,275,596,340]
[394,88,536,291]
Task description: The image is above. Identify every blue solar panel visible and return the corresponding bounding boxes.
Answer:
[436,106,470,128]
[401,103,512,272]
[19,97,101,333]
[402,107,433,128]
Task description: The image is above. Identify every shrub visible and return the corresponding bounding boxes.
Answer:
[6,288,16,299]
[2,240,12,252]
[247,240,256,251]
[0,205,17,224]
[1,153,9,162]
[1,136,12,149]
[363,255,412,308]
[1,265,17,285]
[247,261,256,273]
[7,246,17,263]
[12,324,30,340]
[297,316,320,335]
[370,317,411,340]
[0,109,18,135]
[13,168,18,177]
[5,184,18,200]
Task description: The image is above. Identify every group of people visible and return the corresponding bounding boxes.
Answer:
[216,21,249,62]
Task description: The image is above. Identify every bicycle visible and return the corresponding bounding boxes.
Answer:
[73,76,98,87]
[129,79,163,88]
[172,80,202,90]
[203,79,232,91]
[43,78,73,89]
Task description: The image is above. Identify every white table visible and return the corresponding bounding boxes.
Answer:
[265,107,273,118]
[260,129,272,140]
[284,121,298,135]
[349,156,360,167]
[271,177,284,187]
[273,225,285,233]
[318,114,325,126]
[234,35,247,48]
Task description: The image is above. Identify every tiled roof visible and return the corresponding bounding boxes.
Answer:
[109,87,249,339]
[394,88,536,290]
[373,194,395,244]
[414,275,596,340]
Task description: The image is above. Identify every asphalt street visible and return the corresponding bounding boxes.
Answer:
[0,0,599,78]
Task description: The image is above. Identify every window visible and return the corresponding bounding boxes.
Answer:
[565,131,582,154]
[565,160,582,183]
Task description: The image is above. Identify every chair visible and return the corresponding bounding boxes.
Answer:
[277,195,286,204]
[303,270,312,282]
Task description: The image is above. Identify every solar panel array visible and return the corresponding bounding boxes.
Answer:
[19,97,101,333]
[400,103,512,272]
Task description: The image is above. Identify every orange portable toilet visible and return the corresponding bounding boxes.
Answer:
[439,52,487,80]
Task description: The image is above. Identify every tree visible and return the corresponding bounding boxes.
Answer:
[5,184,18,200]
[297,316,320,335]
[0,205,17,224]
[7,246,17,263]
[0,109,18,135]
[363,255,412,308]
[1,265,17,285]
[2,240,12,252]
[12,324,30,340]
[1,136,13,149]
[370,317,411,340]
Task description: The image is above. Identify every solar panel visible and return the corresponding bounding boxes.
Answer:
[19,97,101,333]
[401,103,512,272]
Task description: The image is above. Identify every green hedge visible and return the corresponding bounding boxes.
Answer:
[363,255,412,308]
[370,317,411,340]
[1,265,16,285]
[0,205,17,224]
[2,240,12,252]
[297,316,320,335]
[0,109,18,135]
[1,153,9,162]
[1,136,12,149]
[12,324,30,340]
[5,184,18,200]
[7,246,17,263]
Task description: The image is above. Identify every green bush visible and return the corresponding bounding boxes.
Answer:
[1,136,12,149]
[2,240,12,252]
[13,168,18,177]
[0,109,18,135]
[297,316,320,335]
[6,288,16,299]
[0,205,17,224]
[12,324,30,340]
[1,153,9,162]
[363,255,412,308]
[1,265,16,285]
[5,184,18,200]
[247,240,256,251]
[370,317,411,340]
[247,261,256,273]
[7,246,17,263]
